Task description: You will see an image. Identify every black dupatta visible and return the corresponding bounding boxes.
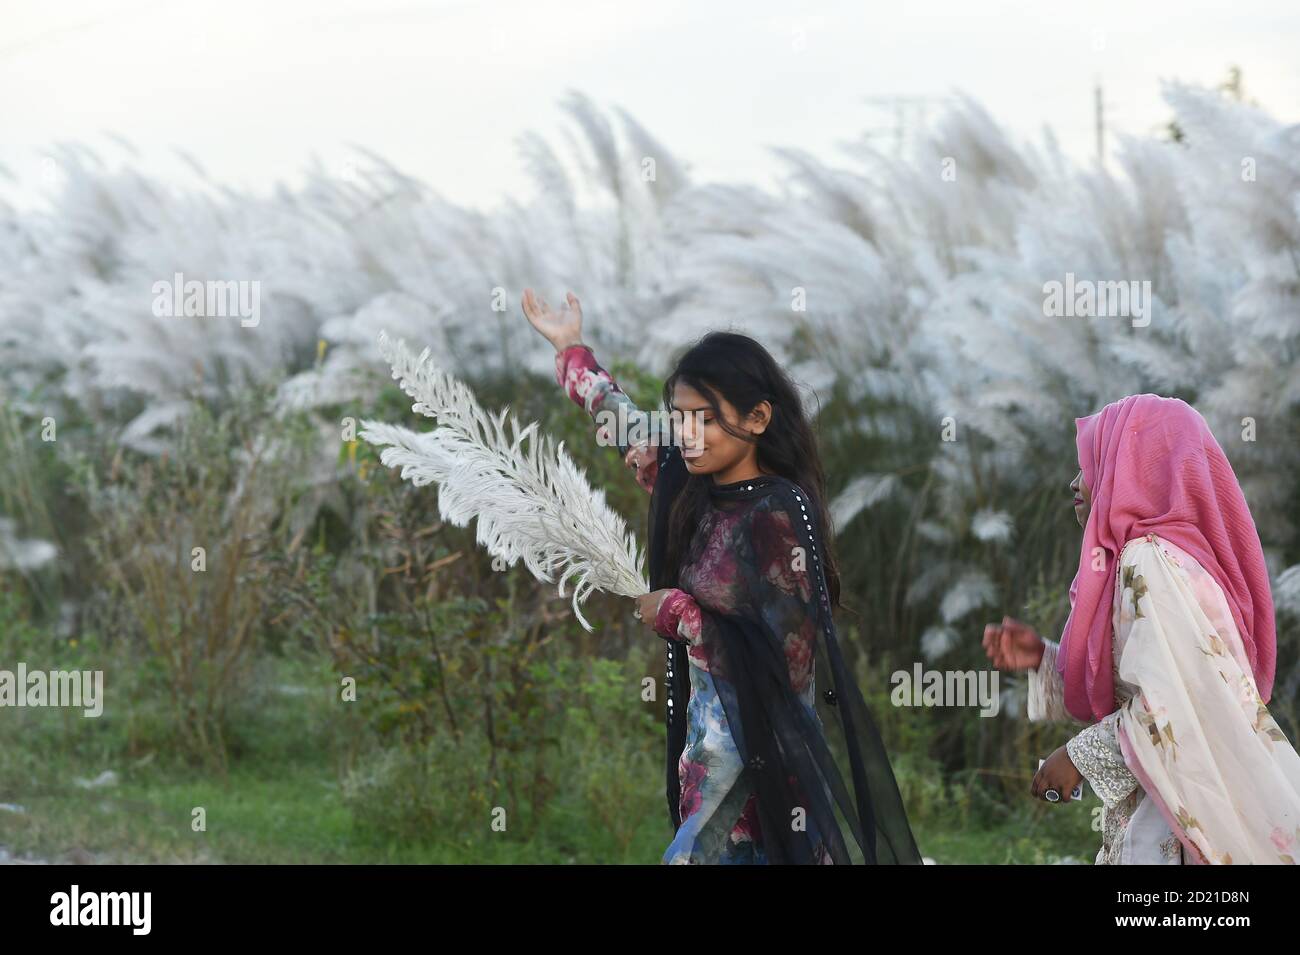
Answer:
[649,441,922,865]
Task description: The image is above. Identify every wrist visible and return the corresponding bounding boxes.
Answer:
[1060,741,1082,778]
[553,338,587,353]
[653,588,687,638]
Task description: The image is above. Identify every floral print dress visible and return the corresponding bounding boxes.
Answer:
[555,343,824,864]
[1029,533,1300,864]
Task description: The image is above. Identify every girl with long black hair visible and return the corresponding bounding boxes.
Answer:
[522,288,921,865]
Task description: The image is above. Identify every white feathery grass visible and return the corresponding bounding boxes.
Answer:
[1275,564,1300,618]
[0,518,58,572]
[920,625,959,661]
[829,473,898,529]
[971,509,1014,542]
[359,331,648,631]
[939,570,996,623]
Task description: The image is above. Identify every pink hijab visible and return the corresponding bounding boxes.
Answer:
[1058,394,1276,722]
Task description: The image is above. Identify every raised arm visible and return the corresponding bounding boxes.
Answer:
[521,288,659,494]
[554,343,659,493]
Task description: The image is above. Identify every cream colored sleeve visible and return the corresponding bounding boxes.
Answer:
[1026,639,1071,722]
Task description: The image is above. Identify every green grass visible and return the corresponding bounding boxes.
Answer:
[2,783,1098,865]
[0,649,672,863]
[912,813,1097,864]
[0,746,1099,864]
[0,627,1101,865]
[0,757,671,864]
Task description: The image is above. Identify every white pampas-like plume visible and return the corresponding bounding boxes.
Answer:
[359,331,648,630]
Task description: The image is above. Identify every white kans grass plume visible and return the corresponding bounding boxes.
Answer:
[360,332,648,631]
[829,473,898,529]
[1275,565,1300,619]
[3,83,1298,677]
[0,518,57,572]
[970,509,1014,542]
[920,625,960,661]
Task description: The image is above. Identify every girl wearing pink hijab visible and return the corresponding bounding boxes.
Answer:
[984,394,1300,864]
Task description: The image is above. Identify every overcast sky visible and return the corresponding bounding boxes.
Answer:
[3,0,1298,211]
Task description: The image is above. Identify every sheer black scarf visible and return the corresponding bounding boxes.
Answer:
[649,441,922,865]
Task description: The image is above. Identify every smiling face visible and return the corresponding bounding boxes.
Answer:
[1070,468,1092,528]
[671,380,770,481]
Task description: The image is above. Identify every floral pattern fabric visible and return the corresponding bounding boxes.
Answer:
[555,343,659,494]
[555,343,823,863]
[1030,533,1300,864]
[652,494,824,864]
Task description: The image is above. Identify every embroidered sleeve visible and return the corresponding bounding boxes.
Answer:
[1066,710,1138,808]
[554,344,659,493]
[1027,639,1071,722]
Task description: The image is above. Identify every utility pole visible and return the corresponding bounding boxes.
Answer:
[860,95,955,157]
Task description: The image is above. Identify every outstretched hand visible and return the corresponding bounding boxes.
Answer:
[521,288,584,351]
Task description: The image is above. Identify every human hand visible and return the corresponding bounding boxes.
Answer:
[633,589,674,629]
[982,615,1045,671]
[1031,745,1084,803]
[521,288,584,352]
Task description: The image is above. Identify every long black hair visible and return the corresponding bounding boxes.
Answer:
[658,331,843,610]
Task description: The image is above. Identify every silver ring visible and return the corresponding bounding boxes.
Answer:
[1044,788,1061,803]
[633,608,643,620]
